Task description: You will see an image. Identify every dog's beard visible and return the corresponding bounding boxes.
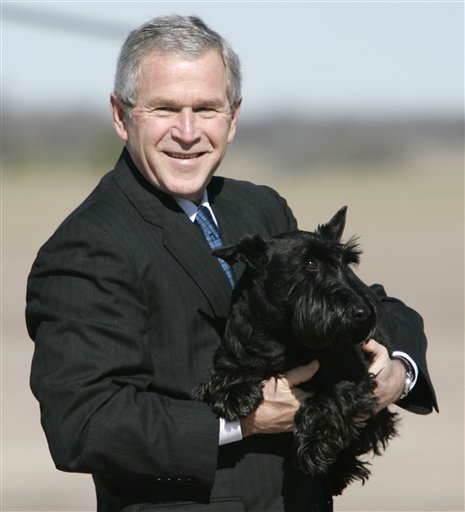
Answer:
[291,290,376,350]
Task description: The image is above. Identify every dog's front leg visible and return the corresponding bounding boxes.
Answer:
[293,379,377,476]
[293,395,350,476]
[193,371,265,421]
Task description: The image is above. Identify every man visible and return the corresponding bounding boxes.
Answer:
[26,15,437,512]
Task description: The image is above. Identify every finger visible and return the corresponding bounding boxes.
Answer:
[361,338,377,351]
[285,360,320,387]
[362,339,387,358]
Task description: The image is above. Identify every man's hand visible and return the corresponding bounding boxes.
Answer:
[362,339,407,412]
[240,361,320,437]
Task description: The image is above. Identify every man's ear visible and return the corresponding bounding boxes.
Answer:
[317,206,347,242]
[110,92,129,142]
[213,234,268,269]
[227,98,242,144]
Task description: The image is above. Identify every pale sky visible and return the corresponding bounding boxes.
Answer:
[2,1,464,119]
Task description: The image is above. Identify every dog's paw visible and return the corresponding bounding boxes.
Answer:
[357,408,399,456]
[294,397,351,475]
[215,380,264,420]
[293,382,378,476]
[325,452,372,496]
[193,375,263,421]
[334,379,378,423]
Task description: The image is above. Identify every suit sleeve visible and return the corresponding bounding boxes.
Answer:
[26,218,219,487]
[262,185,298,233]
[370,284,438,415]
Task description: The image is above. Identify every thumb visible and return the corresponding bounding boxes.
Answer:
[285,360,320,387]
[361,338,384,359]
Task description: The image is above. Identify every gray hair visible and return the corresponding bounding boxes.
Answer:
[114,15,242,111]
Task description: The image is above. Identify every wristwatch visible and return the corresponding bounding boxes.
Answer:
[396,357,414,400]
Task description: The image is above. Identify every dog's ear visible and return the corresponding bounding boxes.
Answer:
[317,206,347,242]
[213,234,269,269]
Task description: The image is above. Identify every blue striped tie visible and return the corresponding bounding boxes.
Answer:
[195,206,236,288]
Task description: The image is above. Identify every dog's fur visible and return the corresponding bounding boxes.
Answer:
[193,206,398,495]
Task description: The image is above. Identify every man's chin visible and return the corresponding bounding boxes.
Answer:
[134,158,216,203]
[163,179,211,204]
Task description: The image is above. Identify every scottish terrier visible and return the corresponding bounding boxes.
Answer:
[194,206,398,495]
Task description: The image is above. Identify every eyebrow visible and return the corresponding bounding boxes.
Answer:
[145,97,227,110]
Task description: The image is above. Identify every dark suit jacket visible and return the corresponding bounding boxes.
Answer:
[26,149,437,512]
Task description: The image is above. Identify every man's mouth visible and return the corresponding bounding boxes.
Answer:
[164,151,206,160]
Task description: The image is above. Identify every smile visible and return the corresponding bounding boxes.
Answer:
[164,151,206,159]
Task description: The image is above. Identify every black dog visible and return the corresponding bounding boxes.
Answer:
[193,206,398,495]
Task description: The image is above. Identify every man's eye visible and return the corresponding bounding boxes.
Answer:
[195,107,218,118]
[153,107,177,116]
[307,260,319,272]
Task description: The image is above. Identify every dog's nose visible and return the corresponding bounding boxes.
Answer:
[350,305,370,322]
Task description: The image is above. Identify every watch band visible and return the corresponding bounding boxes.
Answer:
[395,356,414,400]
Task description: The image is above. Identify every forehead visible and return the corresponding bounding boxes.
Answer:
[136,49,228,103]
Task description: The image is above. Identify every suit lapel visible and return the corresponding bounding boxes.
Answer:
[112,149,233,319]
[210,211,245,279]
[162,211,234,319]
[208,178,256,279]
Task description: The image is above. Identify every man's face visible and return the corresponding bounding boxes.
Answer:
[111,50,241,204]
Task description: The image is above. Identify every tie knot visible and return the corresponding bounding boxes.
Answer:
[196,205,214,221]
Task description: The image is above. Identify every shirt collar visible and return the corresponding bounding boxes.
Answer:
[174,190,218,225]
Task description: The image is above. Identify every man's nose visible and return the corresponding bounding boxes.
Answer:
[171,108,201,144]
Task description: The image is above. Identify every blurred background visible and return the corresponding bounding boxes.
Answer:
[2,1,463,511]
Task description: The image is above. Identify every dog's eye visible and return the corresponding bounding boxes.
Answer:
[307,260,319,272]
